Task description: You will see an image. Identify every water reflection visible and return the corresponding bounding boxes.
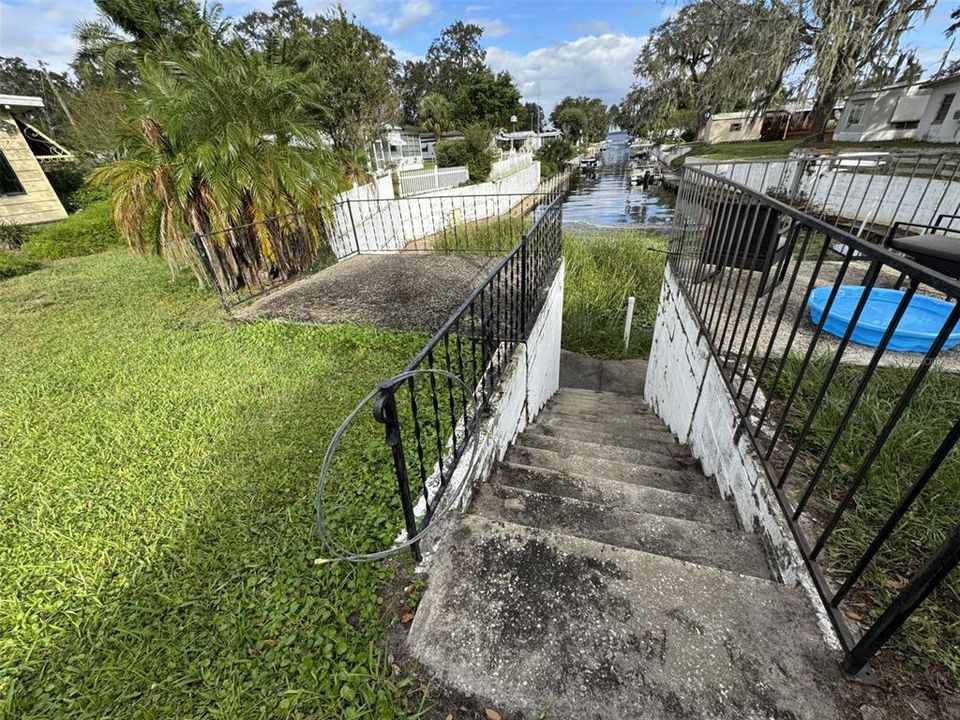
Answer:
[561,131,675,229]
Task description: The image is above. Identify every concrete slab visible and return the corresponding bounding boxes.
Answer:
[559,351,650,395]
[601,357,648,394]
[234,254,498,332]
[409,514,844,720]
[559,349,602,390]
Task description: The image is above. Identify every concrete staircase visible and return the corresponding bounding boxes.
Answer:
[408,357,843,719]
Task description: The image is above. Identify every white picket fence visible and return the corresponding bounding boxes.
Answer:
[490,153,534,181]
[398,166,469,197]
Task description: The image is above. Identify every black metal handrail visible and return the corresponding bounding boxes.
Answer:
[670,164,960,676]
[372,195,564,560]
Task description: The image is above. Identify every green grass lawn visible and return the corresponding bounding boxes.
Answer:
[766,358,960,678]
[562,227,666,359]
[0,250,429,718]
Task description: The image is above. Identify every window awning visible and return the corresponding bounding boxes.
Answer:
[14,119,74,163]
[890,95,928,123]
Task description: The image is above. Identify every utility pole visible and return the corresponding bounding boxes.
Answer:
[38,60,75,127]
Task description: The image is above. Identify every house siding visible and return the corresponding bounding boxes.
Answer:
[916,79,960,143]
[699,114,762,144]
[0,108,67,224]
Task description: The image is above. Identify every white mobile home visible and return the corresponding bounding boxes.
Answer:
[0,95,70,225]
[833,74,960,144]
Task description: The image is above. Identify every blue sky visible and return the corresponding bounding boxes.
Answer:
[0,0,956,113]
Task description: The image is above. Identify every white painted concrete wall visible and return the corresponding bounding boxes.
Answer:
[645,264,841,649]
[424,261,564,522]
[328,162,542,257]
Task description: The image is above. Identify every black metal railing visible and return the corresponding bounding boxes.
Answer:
[371,195,564,561]
[669,164,960,676]
[194,185,569,310]
[690,150,960,245]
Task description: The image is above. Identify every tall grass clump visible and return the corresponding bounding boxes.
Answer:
[562,227,666,358]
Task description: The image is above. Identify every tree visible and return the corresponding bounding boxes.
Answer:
[454,69,523,128]
[418,92,454,138]
[435,124,495,181]
[534,138,575,177]
[425,21,486,91]
[73,0,225,85]
[237,2,399,152]
[0,57,75,137]
[627,0,803,135]
[550,97,609,143]
[91,36,341,294]
[807,0,932,137]
[554,107,588,144]
[400,60,431,125]
[520,102,544,132]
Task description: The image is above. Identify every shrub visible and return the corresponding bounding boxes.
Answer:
[0,219,31,250]
[436,124,494,182]
[43,164,87,208]
[0,250,40,279]
[20,200,122,261]
[535,139,575,178]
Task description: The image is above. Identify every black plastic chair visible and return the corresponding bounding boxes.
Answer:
[882,214,960,280]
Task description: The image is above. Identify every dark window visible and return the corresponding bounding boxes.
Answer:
[847,101,867,126]
[729,122,742,131]
[0,151,25,196]
[932,93,956,125]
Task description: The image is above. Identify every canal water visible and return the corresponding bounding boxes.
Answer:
[561,131,675,229]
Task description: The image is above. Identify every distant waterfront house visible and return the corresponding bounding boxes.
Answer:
[833,73,960,144]
[0,94,71,225]
[699,111,763,144]
[495,129,564,154]
[369,127,423,172]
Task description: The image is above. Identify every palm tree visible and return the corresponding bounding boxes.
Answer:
[418,92,454,141]
[92,35,342,293]
[74,0,227,85]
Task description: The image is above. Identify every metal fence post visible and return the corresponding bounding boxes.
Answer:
[520,238,528,336]
[346,199,361,256]
[372,381,421,562]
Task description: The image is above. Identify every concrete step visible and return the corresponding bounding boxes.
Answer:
[409,514,842,720]
[506,445,716,497]
[494,462,737,529]
[519,431,699,471]
[536,413,678,444]
[526,420,682,453]
[472,484,772,580]
[539,407,674,433]
[552,387,654,408]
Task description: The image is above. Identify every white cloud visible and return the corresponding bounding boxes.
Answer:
[468,17,509,38]
[487,33,646,116]
[464,4,491,11]
[388,0,432,33]
[568,20,611,35]
[0,0,95,72]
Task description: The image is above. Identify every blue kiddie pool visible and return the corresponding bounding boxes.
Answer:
[808,286,960,353]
